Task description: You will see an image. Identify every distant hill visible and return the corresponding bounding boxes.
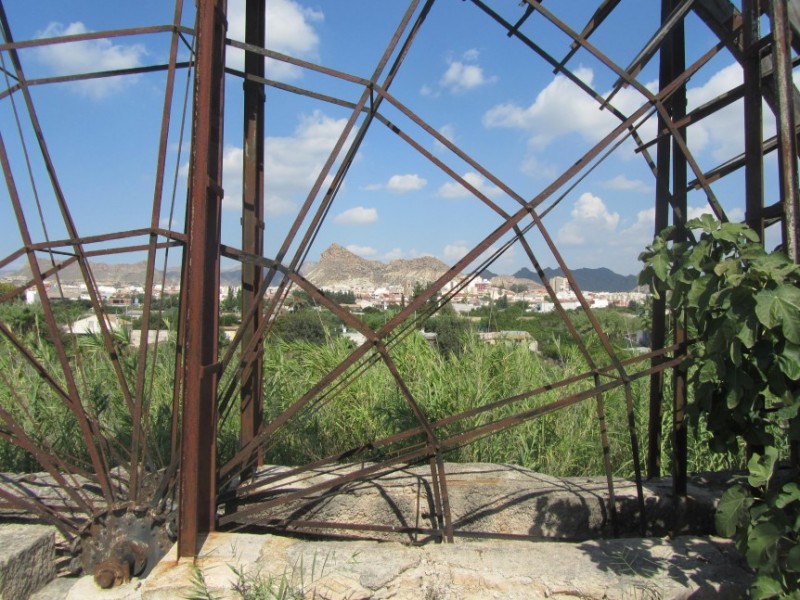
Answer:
[513,266,638,292]
[1,250,638,293]
[6,260,168,286]
[305,244,450,292]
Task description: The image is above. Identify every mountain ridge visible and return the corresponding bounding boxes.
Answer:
[2,246,639,292]
[513,266,638,293]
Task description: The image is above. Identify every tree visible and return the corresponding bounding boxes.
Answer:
[411,281,438,309]
[425,312,474,357]
[272,309,329,344]
[0,282,16,300]
[221,287,240,313]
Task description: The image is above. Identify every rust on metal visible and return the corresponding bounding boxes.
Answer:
[0,0,798,579]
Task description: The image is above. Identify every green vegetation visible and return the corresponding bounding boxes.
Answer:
[0,264,730,495]
[640,215,799,598]
[0,285,667,478]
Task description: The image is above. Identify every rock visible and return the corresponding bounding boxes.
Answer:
[142,532,753,599]
[66,576,142,600]
[29,577,79,600]
[0,524,56,599]
[231,462,725,542]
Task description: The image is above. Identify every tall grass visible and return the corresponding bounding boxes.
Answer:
[0,328,732,479]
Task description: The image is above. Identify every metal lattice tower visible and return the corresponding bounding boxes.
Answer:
[0,0,798,583]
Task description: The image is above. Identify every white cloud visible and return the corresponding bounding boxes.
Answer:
[482,62,769,167]
[556,198,747,273]
[427,49,496,95]
[441,61,493,93]
[683,62,777,162]
[191,111,349,215]
[462,48,480,61]
[601,175,652,193]
[615,204,745,254]
[687,204,744,222]
[227,0,323,78]
[262,111,350,215]
[443,242,470,262]
[485,67,612,148]
[557,192,620,245]
[365,174,427,193]
[618,207,656,248]
[221,146,245,209]
[437,172,502,199]
[439,124,456,143]
[521,156,558,180]
[346,244,377,257]
[382,247,426,261]
[434,124,456,152]
[383,248,406,261]
[387,174,427,193]
[34,22,147,98]
[483,66,659,149]
[334,206,377,225]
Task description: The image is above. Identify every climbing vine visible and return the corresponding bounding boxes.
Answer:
[639,215,800,598]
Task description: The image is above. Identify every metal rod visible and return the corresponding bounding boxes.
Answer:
[177,0,227,558]
[239,0,266,477]
[770,0,800,261]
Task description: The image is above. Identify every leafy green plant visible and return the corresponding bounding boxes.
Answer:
[639,215,800,598]
[716,449,800,597]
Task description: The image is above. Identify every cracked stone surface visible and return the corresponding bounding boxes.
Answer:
[0,523,56,600]
[135,532,752,600]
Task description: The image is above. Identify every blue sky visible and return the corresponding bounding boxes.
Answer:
[0,1,785,277]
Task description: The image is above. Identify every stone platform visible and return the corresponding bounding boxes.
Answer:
[63,531,753,599]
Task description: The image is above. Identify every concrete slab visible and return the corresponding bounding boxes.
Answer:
[0,524,56,600]
[65,576,143,600]
[29,577,79,600]
[141,532,753,599]
[229,463,728,542]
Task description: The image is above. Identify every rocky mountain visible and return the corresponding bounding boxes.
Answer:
[488,275,544,291]
[304,244,450,291]
[513,266,638,292]
[2,248,637,293]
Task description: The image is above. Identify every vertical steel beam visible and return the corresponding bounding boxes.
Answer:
[743,0,765,239]
[178,0,227,558]
[240,0,265,475]
[647,0,676,480]
[771,0,800,261]
[670,10,689,502]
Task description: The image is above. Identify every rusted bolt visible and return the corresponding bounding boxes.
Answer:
[116,539,149,577]
[93,558,129,589]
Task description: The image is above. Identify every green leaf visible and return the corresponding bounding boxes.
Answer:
[729,338,743,367]
[647,251,671,283]
[687,274,715,309]
[716,485,753,537]
[776,482,800,509]
[787,545,800,573]
[748,448,779,488]
[746,521,782,569]
[751,574,785,599]
[777,342,800,380]
[755,285,800,344]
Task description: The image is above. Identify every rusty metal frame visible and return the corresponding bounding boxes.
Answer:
[0,0,797,572]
